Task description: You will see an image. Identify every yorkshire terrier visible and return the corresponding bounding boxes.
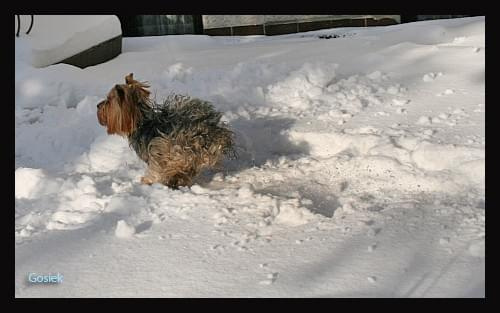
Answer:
[97,73,235,188]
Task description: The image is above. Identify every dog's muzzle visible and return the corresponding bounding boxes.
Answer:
[97,100,106,125]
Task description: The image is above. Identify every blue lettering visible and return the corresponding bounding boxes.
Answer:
[27,272,63,284]
[28,273,36,283]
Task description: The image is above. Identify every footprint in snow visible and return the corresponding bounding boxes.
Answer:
[439,237,451,245]
[416,116,432,125]
[392,99,410,106]
[437,89,455,96]
[367,227,382,237]
[259,273,279,285]
[210,244,226,252]
[423,72,443,82]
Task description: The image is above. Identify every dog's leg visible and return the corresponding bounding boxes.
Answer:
[140,177,153,185]
[140,175,154,185]
[166,173,193,189]
[145,137,195,188]
[141,167,192,188]
[140,166,162,185]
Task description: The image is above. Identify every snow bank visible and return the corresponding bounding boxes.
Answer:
[15,168,62,199]
[288,131,485,189]
[267,62,338,109]
[15,96,105,170]
[24,15,121,68]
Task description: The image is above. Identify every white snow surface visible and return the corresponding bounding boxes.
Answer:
[15,17,485,297]
[16,15,121,68]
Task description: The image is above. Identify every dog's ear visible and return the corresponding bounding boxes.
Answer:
[115,84,125,101]
[125,73,134,84]
[105,90,142,136]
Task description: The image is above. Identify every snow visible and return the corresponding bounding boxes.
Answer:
[15,17,484,297]
[17,15,121,68]
[115,220,136,238]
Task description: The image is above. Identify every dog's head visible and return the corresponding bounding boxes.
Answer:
[97,73,151,136]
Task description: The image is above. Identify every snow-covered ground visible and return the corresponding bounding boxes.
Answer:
[15,17,485,297]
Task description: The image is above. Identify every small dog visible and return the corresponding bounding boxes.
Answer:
[97,73,235,188]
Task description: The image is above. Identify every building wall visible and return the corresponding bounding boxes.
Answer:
[202,15,401,29]
[416,15,471,21]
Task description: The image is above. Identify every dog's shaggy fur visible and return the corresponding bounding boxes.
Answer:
[97,73,235,188]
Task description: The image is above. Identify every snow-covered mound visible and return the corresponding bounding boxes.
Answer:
[17,15,121,68]
[15,17,484,297]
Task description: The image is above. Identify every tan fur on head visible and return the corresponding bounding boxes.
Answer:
[96,73,152,136]
[125,73,151,102]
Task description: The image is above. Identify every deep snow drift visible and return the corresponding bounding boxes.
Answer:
[16,15,121,68]
[15,17,485,297]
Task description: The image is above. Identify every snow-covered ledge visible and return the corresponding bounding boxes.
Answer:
[22,15,122,68]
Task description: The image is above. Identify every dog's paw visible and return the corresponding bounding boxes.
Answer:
[140,176,154,185]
